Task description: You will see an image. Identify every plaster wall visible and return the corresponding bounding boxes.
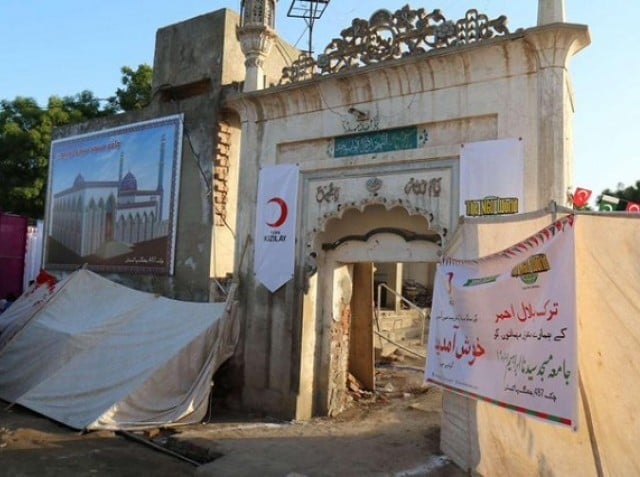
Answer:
[226,21,589,418]
[442,211,640,477]
[153,11,226,91]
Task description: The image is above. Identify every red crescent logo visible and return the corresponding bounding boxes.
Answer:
[266,197,288,227]
[573,188,591,207]
[575,189,588,202]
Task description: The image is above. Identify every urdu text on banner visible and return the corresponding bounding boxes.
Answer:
[425,215,577,429]
[254,164,299,292]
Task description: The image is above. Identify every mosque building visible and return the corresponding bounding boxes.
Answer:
[50,135,168,259]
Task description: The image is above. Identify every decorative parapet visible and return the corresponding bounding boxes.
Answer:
[280,5,513,84]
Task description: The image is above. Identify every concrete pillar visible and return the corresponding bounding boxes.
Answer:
[538,0,566,25]
[392,263,403,312]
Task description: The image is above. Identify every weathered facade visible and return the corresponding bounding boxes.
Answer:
[45,2,596,471]
[224,1,589,420]
[49,8,298,300]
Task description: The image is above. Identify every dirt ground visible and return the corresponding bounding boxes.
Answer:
[0,404,194,476]
[0,354,467,477]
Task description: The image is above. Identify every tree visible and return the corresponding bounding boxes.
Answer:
[0,91,118,218]
[0,97,48,218]
[598,181,640,211]
[109,64,153,112]
[0,64,153,218]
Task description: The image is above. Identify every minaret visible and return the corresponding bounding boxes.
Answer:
[157,134,166,221]
[237,0,277,92]
[118,151,124,183]
[538,0,565,25]
[530,0,588,207]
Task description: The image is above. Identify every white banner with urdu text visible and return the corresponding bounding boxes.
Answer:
[254,164,299,292]
[426,215,577,428]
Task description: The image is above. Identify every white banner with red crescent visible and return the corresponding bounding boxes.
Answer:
[254,164,299,292]
[426,215,577,428]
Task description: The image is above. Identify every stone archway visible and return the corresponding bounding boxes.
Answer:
[298,203,444,418]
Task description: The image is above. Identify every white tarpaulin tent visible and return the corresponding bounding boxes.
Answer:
[0,269,239,431]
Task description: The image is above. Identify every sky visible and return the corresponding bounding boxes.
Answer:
[1,1,638,205]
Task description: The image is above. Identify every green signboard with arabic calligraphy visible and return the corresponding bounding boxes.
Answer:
[333,127,418,158]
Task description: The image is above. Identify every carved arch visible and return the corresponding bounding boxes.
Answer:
[306,197,447,269]
[308,197,446,244]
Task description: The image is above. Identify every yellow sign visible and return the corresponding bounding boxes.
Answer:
[465,196,519,216]
[511,254,551,277]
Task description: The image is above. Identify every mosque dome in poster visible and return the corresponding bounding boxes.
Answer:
[120,172,138,191]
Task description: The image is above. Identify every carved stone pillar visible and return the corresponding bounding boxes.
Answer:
[538,0,565,25]
[238,0,277,92]
[525,25,590,207]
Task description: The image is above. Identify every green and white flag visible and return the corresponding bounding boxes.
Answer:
[599,194,620,211]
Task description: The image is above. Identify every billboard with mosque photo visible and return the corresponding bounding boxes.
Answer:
[44,114,183,275]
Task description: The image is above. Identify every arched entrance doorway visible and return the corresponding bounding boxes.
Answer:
[299,202,444,418]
